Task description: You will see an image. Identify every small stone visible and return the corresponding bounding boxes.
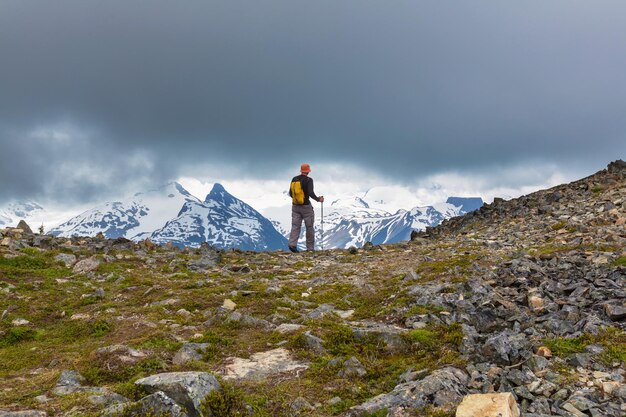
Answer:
[291,397,315,412]
[223,299,237,311]
[275,323,304,334]
[300,331,326,354]
[602,381,620,395]
[172,343,210,365]
[562,403,587,417]
[528,291,545,313]
[326,397,342,406]
[604,304,626,321]
[338,356,367,378]
[536,346,552,357]
[11,318,30,326]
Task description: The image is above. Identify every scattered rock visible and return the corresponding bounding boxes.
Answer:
[222,299,237,311]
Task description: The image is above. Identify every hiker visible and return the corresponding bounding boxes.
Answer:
[288,163,324,252]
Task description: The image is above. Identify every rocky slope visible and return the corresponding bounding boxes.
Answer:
[0,161,624,417]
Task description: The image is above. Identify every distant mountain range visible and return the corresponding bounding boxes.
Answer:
[317,196,483,249]
[48,182,287,251]
[2,184,482,251]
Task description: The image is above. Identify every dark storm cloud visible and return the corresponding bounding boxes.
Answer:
[1,0,625,203]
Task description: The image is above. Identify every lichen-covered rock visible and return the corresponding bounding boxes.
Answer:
[72,256,101,274]
[54,253,77,267]
[134,372,220,417]
[104,391,188,417]
[348,367,468,415]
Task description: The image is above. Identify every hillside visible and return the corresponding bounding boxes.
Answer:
[0,161,624,417]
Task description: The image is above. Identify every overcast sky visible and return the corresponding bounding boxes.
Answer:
[1,1,625,208]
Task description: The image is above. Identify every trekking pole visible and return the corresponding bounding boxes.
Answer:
[320,201,324,251]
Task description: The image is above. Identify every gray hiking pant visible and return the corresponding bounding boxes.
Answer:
[289,204,315,250]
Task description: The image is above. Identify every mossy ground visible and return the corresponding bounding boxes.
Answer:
[1,226,624,416]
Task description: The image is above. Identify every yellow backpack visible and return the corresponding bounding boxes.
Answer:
[290,180,305,205]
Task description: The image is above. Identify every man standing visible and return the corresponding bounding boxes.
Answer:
[288,163,324,252]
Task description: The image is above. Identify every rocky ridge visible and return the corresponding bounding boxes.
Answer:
[0,161,624,417]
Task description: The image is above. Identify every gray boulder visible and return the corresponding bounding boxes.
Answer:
[187,252,220,272]
[54,253,77,267]
[338,356,367,378]
[482,330,532,365]
[134,372,220,417]
[16,220,33,234]
[73,256,101,274]
[348,367,468,415]
[104,391,188,417]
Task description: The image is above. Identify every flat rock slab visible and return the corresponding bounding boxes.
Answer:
[275,323,305,334]
[223,348,309,380]
[456,392,520,417]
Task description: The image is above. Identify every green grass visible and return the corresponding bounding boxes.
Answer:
[613,256,626,267]
[415,253,479,282]
[544,328,626,365]
[200,382,248,417]
[0,327,41,347]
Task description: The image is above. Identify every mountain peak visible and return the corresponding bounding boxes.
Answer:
[205,183,231,204]
[209,183,226,194]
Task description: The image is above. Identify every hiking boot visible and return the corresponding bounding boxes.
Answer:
[288,246,299,253]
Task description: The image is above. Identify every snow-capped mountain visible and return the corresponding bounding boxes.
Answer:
[285,196,483,249]
[50,182,197,239]
[50,182,288,251]
[0,201,46,228]
[148,184,287,251]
